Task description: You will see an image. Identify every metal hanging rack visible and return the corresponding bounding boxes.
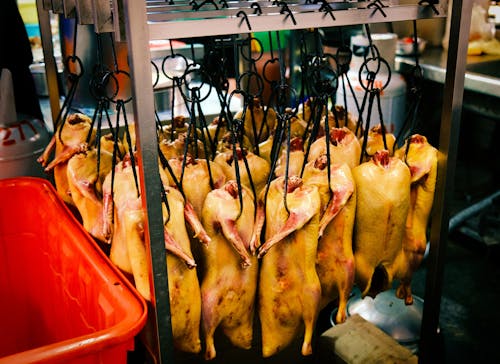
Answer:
[35,1,472,363]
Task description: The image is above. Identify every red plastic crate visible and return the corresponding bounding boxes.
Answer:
[0,177,148,363]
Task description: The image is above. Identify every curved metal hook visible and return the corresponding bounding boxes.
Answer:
[278,2,297,25]
[251,2,262,15]
[237,10,252,31]
[367,0,387,17]
[319,0,335,21]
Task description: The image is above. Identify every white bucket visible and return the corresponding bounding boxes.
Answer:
[337,33,407,134]
[0,118,51,179]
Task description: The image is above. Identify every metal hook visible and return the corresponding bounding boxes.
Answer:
[418,0,440,15]
[190,0,218,11]
[237,10,252,31]
[251,2,262,15]
[367,0,387,17]
[219,0,229,9]
[319,0,335,21]
[278,2,297,25]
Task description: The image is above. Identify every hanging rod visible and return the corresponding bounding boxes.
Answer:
[147,2,447,40]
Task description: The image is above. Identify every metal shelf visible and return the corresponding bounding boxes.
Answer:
[36,1,472,363]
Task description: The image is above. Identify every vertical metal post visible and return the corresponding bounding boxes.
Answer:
[419,0,472,362]
[121,1,174,363]
[36,0,61,125]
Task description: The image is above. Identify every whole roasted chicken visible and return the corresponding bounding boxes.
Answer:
[258,176,321,357]
[303,155,356,323]
[352,150,411,298]
[394,134,438,304]
[162,185,206,353]
[66,133,118,242]
[102,155,208,353]
[200,180,258,360]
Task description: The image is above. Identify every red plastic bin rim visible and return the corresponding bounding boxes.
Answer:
[0,177,148,364]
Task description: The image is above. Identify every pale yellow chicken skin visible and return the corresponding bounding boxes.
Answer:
[352,150,411,298]
[258,176,322,358]
[303,156,356,324]
[200,181,258,360]
[393,134,438,305]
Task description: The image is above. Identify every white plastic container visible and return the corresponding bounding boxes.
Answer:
[337,33,407,134]
[0,117,50,179]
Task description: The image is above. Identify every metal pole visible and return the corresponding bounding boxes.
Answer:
[419,0,472,362]
[36,0,61,124]
[121,1,174,363]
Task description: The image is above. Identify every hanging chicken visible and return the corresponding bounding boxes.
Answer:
[393,134,438,305]
[307,126,362,169]
[38,113,95,206]
[66,133,120,242]
[102,155,203,299]
[200,180,258,360]
[257,176,321,357]
[352,149,411,298]
[162,185,205,354]
[302,155,356,324]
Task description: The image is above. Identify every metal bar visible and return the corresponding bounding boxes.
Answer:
[36,0,61,124]
[75,0,94,24]
[92,0,114,32]
[63,0,77,18]
[146,0,362,15]
[112,0,127,41]
[121,1,174,364]
[419,0,473,362]
[148,4,446,40]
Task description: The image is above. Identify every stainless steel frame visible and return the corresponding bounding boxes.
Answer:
[35,1,472,363]
[420,0,472,362]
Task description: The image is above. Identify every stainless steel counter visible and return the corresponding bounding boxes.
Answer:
[396,47,500,98]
